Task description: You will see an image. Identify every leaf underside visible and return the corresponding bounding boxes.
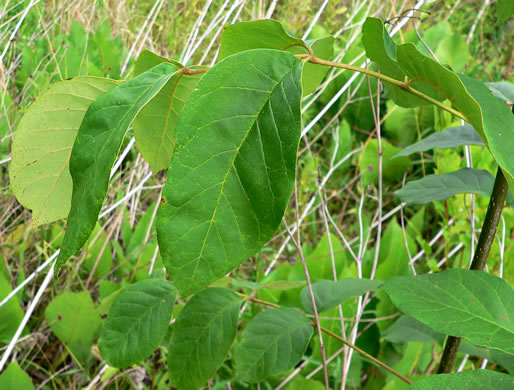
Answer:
[157,49,303,296]
[9,77,118,226]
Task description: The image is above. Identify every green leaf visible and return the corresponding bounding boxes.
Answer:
[434,33,469,73]
[300,278,383,314]
[9,77,118,226]
[218,20,307,61]
[457,74,514,188]
[0,274,24,344]
[487,81,514,103]
[384,102,435,147]
[497,0,514,25]
[218,19,333,95]
[396,168,514,206]
[0,362,35,390]
[45,291,102,363]
[98,279,177,367]
[384,269,514,355]
[390,40,514,187]
[133,50,177,77]
[133,64,203,172]
[302,35,335,95]
[157,49,302,295]
[406,369,514,389]
[57,62,181,270]
[365,17,514,189]
[382,315,443,344]
[235,307,313,383]
[361,18,429,107]
[360,139,411,186]
[168,287,242,390]
[395,125,484,157]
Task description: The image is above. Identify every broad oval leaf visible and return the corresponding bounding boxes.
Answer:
[406,369,514,389]
[235,307,313,383]
[9,77,118,226]
[57,62,181,270]
[384,269,514,355]
[394,124,484,158]
[301,278,383,314]
[168,287,242,390]
[98,279,177,368]
[219,19,333,95]
[395,168,514,206]
[157,49,303,295]
[45,291,102,363]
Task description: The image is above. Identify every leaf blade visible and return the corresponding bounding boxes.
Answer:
[9,77,118,226]
[395,168,512,205]
[301,278,383,314]
[57,62,181,269]
[406,369,514,389]
[394,124,484,157]
[98,279,177,368]
[157,49,303,295]
[167,287,242,390]
[235,307,313,383]
[384,269,514,355]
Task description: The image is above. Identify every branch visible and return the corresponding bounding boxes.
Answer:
[296,54,468,122]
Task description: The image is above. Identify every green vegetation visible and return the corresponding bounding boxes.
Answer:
[0,1,513,389]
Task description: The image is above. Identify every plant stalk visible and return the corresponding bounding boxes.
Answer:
[437,167,509,373]
[297,54,468,122]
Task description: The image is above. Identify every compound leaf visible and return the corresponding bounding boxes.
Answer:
[98,279,177,367]
[384,269,514,355]
[406,369,514,389]
[395,124,484,157]
[45,291,102,363]
[301,278,383,314]
[57,62,181,270]
[157,49,302,295]
[9,77,118,226]
[168,288,242,390]
[235,307,313,383]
